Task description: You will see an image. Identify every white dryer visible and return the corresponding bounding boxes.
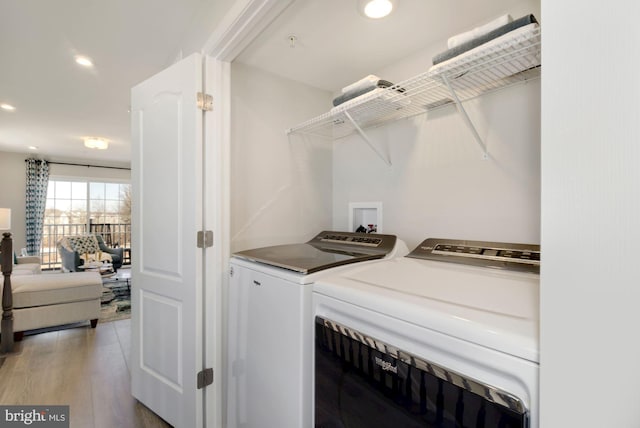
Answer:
[227,231,408,428]
[313,238,540,428]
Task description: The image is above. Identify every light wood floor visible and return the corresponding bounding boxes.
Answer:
[0,319,172,428]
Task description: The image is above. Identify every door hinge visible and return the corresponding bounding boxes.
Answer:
[197,368,214,389]
[197,92,213,111]
[197,230,214,248]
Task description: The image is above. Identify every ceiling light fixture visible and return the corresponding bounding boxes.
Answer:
[1,103,16,111]
[363,0,393,19]
[28,146,38,150]
[75,55,94,67]
[84,137,109,150]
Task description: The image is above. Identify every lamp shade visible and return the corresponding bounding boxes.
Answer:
[0,208,11,230]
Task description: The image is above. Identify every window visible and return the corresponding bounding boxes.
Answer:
[89,182,131,225]
[41,179,131,269]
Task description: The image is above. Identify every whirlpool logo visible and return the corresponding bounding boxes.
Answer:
[1,406,69,427]
[374,356,398,374]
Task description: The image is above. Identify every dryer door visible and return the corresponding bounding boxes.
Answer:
[315,317,529,428]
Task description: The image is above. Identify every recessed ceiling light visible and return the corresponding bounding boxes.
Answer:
[1,103,16,111]
[84,137,109,150]
[28,146,38,150]
[362,0,393,19]
[75,56,94,67]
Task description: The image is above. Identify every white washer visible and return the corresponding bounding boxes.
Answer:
[226,231,408,428]
[313,238,540,428]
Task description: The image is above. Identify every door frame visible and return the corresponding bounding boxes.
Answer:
[200,1,295,427]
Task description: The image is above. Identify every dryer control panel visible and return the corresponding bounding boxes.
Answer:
[408,238,540,273]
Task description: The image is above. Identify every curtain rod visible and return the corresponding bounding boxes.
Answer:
[26,160,131,171]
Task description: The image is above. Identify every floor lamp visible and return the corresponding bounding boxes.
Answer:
[0,208,14,355]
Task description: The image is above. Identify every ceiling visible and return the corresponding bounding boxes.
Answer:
[0,0,538,167]
[236,0,539,92]
[0,0,202,166]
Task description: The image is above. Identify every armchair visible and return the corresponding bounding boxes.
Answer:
[57,234,124,272]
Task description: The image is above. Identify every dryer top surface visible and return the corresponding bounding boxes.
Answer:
[314,257,540,362]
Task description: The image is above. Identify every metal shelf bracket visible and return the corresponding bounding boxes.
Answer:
[344,111,392,166]
[441,75,489,160]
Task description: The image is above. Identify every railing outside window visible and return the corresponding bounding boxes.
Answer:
[40,223,131,270]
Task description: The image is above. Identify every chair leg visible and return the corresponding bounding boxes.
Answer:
[90,319,98,328]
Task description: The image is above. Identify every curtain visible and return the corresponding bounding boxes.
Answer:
[25,159,49,255]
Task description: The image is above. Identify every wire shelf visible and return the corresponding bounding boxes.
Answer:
[286,27,541,140]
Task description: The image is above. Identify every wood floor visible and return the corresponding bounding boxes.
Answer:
[0,319,172,428]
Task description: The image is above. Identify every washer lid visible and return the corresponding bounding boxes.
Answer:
[233,231,398,274]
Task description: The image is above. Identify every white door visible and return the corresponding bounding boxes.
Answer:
[130,52,207,427]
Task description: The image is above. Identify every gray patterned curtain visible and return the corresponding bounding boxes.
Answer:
[25,159,49,255]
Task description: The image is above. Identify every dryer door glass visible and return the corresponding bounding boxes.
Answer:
[315,317,528,428]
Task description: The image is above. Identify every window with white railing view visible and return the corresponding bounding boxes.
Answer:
[41,180,131,269]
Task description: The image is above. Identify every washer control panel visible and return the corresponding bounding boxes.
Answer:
[309,231,397,255]
[320,233,383,247]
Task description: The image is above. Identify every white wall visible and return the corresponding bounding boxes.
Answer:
[0,151,130,252]
[48,162,130,181]
[228,2,542,253]
[0,151,29,251]
[540,1,640,426]
[332,51,541,250]
[175,0,237,58]
[230,62,333,252]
